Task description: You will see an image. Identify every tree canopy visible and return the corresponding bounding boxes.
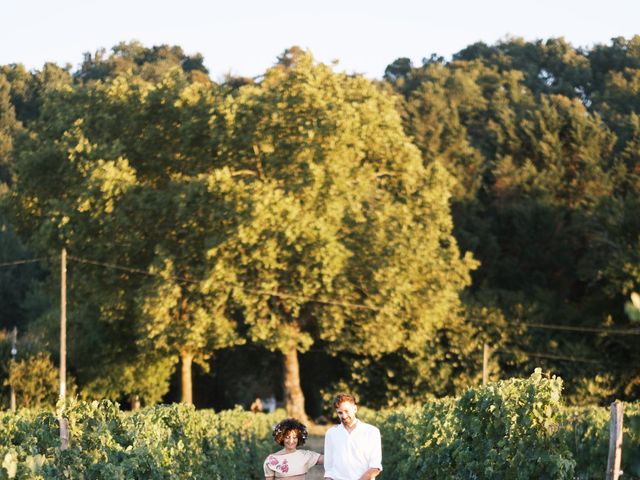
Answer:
[1,36,640,411]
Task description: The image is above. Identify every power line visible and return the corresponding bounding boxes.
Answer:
[0,258,46,267]
[1,255,638,321]
[496,348,640,368]
[523,322,640,335]
[68,254,378,312]
[68,255,169,281]
[496,348,601,365]
[0,253,377,311]
[474,317,640,336]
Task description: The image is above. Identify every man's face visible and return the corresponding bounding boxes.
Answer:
[335,401,357,428]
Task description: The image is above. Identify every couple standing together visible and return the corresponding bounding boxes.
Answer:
[263,393,382,480]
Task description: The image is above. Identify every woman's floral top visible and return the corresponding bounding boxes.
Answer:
[263,449,321,478]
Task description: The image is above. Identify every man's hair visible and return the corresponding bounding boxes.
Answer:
[332,392,357,408]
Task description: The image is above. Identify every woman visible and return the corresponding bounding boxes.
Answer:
[263,418,323,479]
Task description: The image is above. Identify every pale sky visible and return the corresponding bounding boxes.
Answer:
[1,0,638,81]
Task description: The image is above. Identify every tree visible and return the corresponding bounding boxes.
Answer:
[6,352,60,409]
[383,41,640,402]
[454,37,591,100]
[0,63,72,127]
[8,67,240,405]
[76,41,210,84]
[0,73,20,184]
[206,51,476,418]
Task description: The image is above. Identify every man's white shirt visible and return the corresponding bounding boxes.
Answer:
[323,420,382,480]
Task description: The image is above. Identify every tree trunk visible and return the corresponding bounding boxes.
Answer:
[180,352,194,405]
[130,394,141,411]
[283,346,307,421]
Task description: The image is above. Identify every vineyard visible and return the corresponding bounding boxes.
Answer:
[0,371,638,479]
[366,370,640,479]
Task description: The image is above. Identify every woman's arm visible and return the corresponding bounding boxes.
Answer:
[316,454,324,465]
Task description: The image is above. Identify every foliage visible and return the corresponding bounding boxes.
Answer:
[385,36,640,402]
[559,403,640,479]
[370,370,575,479]
[2,35,640,409]
[76,41,210,84]
[7,65,240,405]
[0,377,638,479]
[367,371,640,479]
[0,399,285,479]
[6,353,60,410]
[206,48,475,416]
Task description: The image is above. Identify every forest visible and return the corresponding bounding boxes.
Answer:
[0,36,639,420]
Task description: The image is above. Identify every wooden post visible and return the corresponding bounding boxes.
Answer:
[606,400,624,480]
[59,248,69,450]
[482,343,490,386]
[9,327,17,412]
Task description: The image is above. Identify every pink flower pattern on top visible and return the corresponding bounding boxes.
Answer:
[268,456,289,473]
[264,450,320,477]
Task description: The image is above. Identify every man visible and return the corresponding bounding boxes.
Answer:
[323,393,382,480]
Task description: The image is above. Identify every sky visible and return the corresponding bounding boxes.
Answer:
[1,0,639,81]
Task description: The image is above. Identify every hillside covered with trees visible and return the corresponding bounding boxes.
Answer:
[0,37,639,417]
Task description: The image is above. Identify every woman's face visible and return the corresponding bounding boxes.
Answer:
[283,430,299,451]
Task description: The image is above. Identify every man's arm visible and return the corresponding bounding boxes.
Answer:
[323,428,334,480]
[361,426,382,480]
[358,468,381,480]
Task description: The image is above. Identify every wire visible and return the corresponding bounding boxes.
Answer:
[496,348,601,365]
[523,322,640,335]
[68,255,170,280]
[474,317,640,336]
[0,258,46,267]
[495,348,640,368]
[1,255,638,321]
[0,254,377,311]
[68,254,378,312]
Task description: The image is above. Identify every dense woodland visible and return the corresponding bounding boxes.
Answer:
[0,37,639,418]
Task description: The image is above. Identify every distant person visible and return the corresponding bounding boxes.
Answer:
[264,394,277,413]
[264,418,324,479]
[250,397,264,413]
[323,393,382,480]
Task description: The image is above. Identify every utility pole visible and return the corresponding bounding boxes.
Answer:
[60,248,67,402]
[59,248,69,450]
[9,327,17,411]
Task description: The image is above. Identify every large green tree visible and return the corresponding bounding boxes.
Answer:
[385,37,640,401]
[8,67,243,406]
[206,50,476,418]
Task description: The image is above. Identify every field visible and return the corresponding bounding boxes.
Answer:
[0,371,638,479]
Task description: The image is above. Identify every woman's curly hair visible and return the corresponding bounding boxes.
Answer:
[272,418,308,446]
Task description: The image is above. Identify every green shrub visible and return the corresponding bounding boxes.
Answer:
[374,369,575,479]
[560,403,640,479]
[0,377,637,479]
[0,399,284,479]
